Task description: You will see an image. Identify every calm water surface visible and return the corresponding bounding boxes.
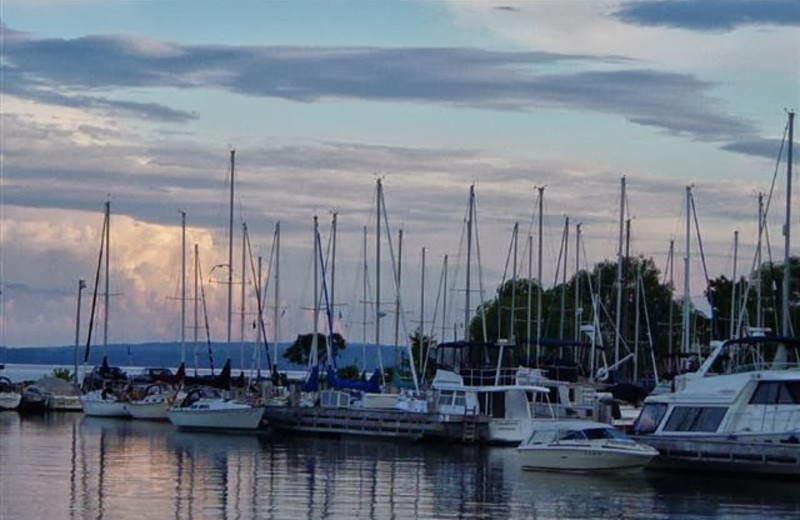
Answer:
[1,412,797,519]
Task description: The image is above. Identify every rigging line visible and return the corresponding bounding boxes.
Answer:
[198,258,216,375]
[84,208,107,364]
[245,223,272,371]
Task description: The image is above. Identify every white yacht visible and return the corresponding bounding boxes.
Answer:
[80,388,130,418]
[632,335,800,475]
[518,419,658,472]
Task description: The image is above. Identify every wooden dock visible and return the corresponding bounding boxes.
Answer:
[639,436,800,477]
[263,405,489,442]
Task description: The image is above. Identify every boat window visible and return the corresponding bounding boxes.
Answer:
[559,429,586,441]
[663,406,726,432]
[632,403,668,434]
[750,381,800,405]
[583,428,616,440]
[633,403,667,434]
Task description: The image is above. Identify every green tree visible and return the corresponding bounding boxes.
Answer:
[282,332,347,366]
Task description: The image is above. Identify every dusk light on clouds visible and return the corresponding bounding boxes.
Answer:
[0,0,798,348]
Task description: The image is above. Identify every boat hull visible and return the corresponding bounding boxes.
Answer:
[128,402,170,421]
[168,406,264,431]
[519,445,656,472]
[46,394,82,412]
[0,392,22,411]
[80,393,130,418]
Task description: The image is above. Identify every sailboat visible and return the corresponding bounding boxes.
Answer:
[80,201,131,418]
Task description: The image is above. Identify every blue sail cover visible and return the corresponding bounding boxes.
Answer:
[326,367,381,393]
[301,366,319,392]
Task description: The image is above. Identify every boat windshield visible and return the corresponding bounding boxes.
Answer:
[559,427,628,441]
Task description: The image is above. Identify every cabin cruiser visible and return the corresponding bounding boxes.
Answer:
[632,335,800,475]
[430,341,606,444]
[518,419,658,472]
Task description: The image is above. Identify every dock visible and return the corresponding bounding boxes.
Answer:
[640,436,800,477]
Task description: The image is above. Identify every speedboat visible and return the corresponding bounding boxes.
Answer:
[518,419,658,472]
[167,388,264,431]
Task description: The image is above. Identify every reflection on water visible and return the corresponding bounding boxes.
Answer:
[1,412,799,519]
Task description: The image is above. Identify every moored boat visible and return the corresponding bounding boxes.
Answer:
[0,376,21,411]
[518,419,658,472]
[167,388,264,431]
[80,388,130,418]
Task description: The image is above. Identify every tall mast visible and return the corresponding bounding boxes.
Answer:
[273,222,280,368]
[560,217,569,340]
[419,246,426,374]
[394,228,403,351]
[180,210,186,364]
[103,199,110,356]
[536,186,544,364]
[362,225,368,371]
[227,149,235,344]
[614,176,625,366]
[510,222,518,343]
[311,216,319,368]
[682,186,692,356]
[193,243,199,373]
[465,185,474,340]
[331,213,337,335]
[757,192,764,328]
[574,223,582,341]
[783,110,794,337]
[442,254,448,343]
[730,230,739,339]
[527,233,533,355]
[375,179,384,381]
[240,221,247,370]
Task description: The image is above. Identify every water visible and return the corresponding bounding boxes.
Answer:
[1,413,797,520]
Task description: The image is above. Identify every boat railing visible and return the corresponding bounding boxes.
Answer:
[459,367,517,387]
[730,360,800,374]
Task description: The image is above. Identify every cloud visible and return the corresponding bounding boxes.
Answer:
[0,23,762,153]
[615,0,800,32]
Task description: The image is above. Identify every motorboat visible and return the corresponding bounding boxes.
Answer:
[518,419,658,472]
[80,388,130,418]
[0,376,21,411]
[167,388,264,431]
[632,335,800,475]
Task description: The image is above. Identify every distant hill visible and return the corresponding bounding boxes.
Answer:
[0,341,405,372]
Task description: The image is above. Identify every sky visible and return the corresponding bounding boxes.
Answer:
[1,0,798,349]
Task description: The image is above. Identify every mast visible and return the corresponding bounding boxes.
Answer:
[442,254,448,342]
[331,213,337,336]
[682,186,692,356]
[73,279,86,385]
[527,233,533,354]
[510,222,518,343]
[730,230,739,339]
[419,247,426,374]
[574,223,582,341]
[193,243,199,374]
[783,110,794,337]
[614,176,625,366]
[240,221,247,370]
[465,185,474,340]
[311,216,319,368]
[560,217,569,340]
[757,192,764,329]
[103,199,110,356]
[227,149,235,344]
[536,186,544,364]
[394,228,403,354]
[375,179,384,382]
[362,225,368,372]
[180,210,186,364]
[273,222,280,369]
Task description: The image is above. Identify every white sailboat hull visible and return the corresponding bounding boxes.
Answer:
[80,391,130,418]
[168,400,264,430]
